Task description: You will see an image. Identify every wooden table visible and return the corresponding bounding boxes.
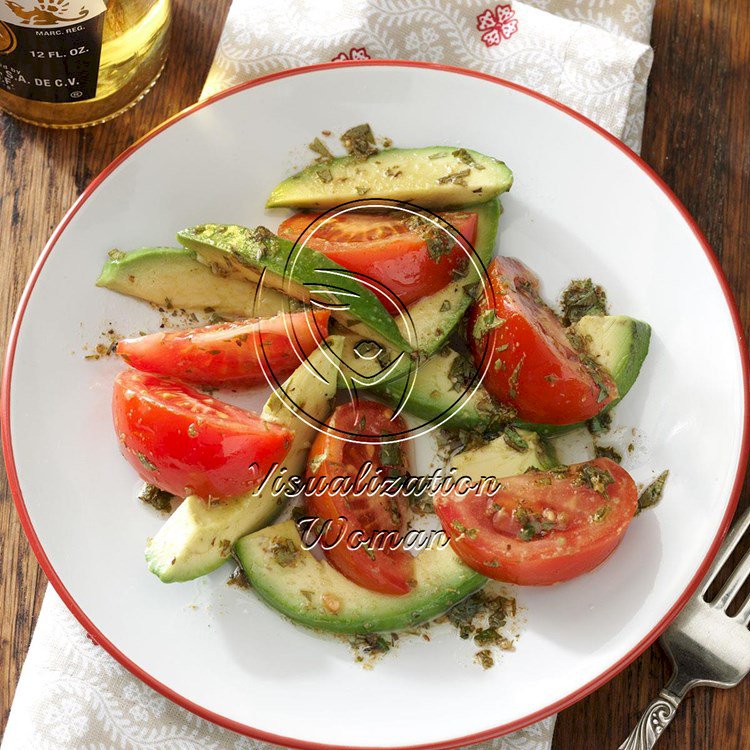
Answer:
[1,1,748,747]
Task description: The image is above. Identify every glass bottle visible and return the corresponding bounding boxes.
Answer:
[0,0,170,128]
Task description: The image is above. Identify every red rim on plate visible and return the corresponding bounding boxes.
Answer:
[3,61,749,750]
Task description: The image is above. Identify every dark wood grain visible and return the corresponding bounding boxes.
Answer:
[0,0,232,735]
[553,1,750,748]
[0,0,748,747]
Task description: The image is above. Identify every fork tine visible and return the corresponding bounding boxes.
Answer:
[700,506,750,596]
[712,545,750,610]
[736,591,750,625]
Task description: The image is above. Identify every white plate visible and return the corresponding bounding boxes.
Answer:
[4,62,748,749]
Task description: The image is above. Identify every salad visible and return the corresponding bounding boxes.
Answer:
[97,124,663,656]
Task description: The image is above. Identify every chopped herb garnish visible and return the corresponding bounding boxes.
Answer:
[379,442,403,470]
[592,369,611,403]
[440,299,452,312]
[451,519,478,539]
[517,525,535,542]
[451,148,484,169]
[576,464,614,495]
[270,537,300,567]
[341,123,378,160]
[475,649,495,669]
[502,426,528,453]
[474,628,510,647]
[308,136,333,161]
[560,278,608,326]
[587,411,612,435]
[514,504,558,541]
[591,505,610,523]
[447,593,485,639]
[508,355,525,399]
[446,590,515,651]
[450,257,469,281]
[448,355,477,392]
[595,445,622,463]
[139,484,173,513]
[316,167,333,183]
[473,309,505,340]
[462,281,480,299]
[351,633,392,656]
[438,168,471,186]
[404,214,456,261]
[637,470,669,514]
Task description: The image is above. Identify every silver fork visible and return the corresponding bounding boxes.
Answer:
[619,506,750,750]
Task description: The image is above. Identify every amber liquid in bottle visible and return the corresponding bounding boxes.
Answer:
[0,0,170,128]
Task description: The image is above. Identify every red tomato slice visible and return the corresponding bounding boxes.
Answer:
[434,458,637,585]
[278,210,478,311]
[305,400,415,595]
[116,309,329,387]
[468,257,617,425]
[112,370,293,499]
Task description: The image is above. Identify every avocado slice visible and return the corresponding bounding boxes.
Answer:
[372,348,507,431]
[177,225,411,353]
[266,147,513,210]
[234,521,486,634]
[575,314,651,404]
[450,428,557,479]
[145,336,343,582]
[514,314,652,435]
[96,247,286,318]
[337,199,501,393]
[373,314,651,434]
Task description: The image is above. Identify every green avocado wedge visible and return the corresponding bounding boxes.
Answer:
[514,314,652,436]
[145,337,343,582]
[96,246,286,318]
[450,428,557,479]
[372,348,508,431]
[177,224,410,353]
[266,146,513,210]
[337,199,501,393]
[234,521,486,634]
[372,314,650,434]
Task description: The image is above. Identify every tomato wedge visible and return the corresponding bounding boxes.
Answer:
[434,458,637,585]
[116,309,329,388]
[112,370,293,499]
[305,400,415,595]
[278,210,478,311]
[468,257,617,425]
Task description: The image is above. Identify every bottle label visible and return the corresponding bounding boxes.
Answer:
[0,1,107,103]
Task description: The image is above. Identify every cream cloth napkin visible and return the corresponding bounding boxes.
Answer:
[2,2,654,748]
[201,0,654,151]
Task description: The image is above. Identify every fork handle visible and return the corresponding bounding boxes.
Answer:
[618,690,681,750]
